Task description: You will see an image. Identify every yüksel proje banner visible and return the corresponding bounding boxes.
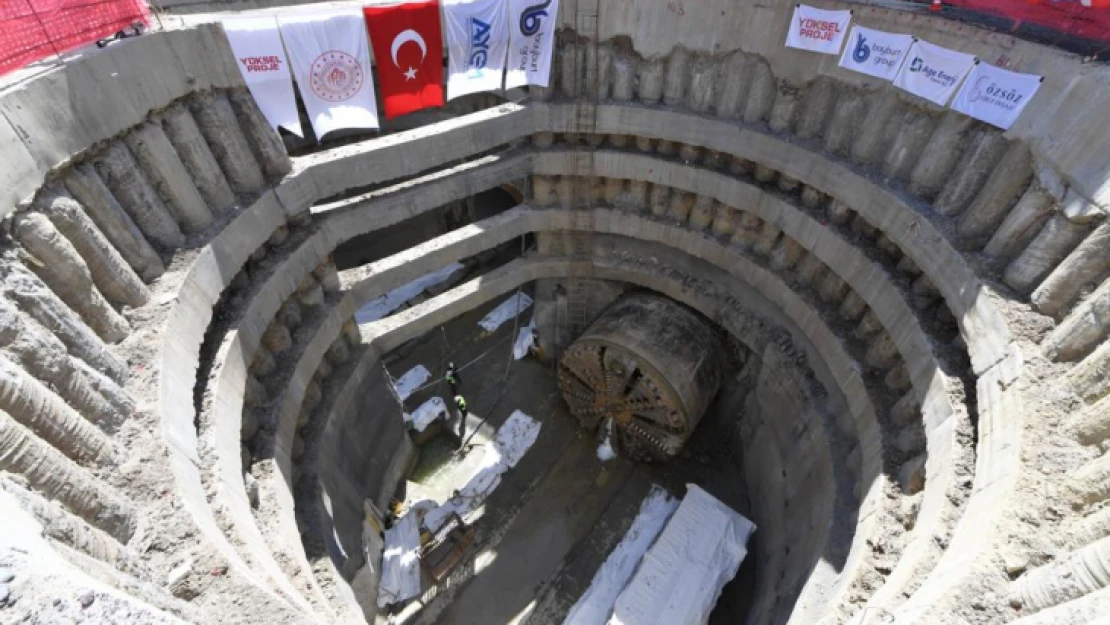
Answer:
[893,39,976,106]
[785,4,852,55]
[278,10,379,139]
[837,25,913,81]
[951,61,1043,130]
[505,0,560,89]
[444,0,510,101]
[365,0,446,119]
[222,17,303,137]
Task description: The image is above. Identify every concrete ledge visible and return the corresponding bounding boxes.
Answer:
[0,25,243,220]
[533,151,970,614]
[244,155,529,616]
[890,359,1025,623]
[159,108,535,616]
[286,103,533,211]
[157,96,1021,622]
[291,204,882,621]
[157,188,308,613]
[532,103,1014,377]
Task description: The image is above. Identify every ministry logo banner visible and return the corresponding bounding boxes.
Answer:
[444,0,509,100]
[505,0,560,89]
[785,4,852,55]
[837,25,913,81]
[278,10,380,139]
[223,17,303,137]
[894,39,976,106]
[952,61,1043,130]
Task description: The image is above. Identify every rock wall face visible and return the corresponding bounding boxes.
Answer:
[1,3,1110,624]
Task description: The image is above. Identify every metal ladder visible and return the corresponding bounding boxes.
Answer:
[568,0,600,230]
[568,0,602,337]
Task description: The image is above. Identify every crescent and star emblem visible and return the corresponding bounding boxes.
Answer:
[390,29,428,81]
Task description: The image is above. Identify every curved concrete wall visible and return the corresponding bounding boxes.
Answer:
[3,2,1110,623]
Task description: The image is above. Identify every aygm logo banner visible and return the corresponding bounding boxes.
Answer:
[505,0,560,89]
[894,39,976,106]
[952,61,1043,130]
[444,0,510,100]
[785,4,852,55]
[838,25,913,81]
[223,17,303,137]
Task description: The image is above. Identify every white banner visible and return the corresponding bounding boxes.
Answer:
[505,0,560,89]
[222,17,303,137]
[785,4,852,55]
[278,10,379,139]
[444,0,510,100]
[894,39,976,106]
[952,61,1042,130]
[837,25,913,81]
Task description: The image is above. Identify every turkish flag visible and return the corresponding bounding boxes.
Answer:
[364,1,445,119]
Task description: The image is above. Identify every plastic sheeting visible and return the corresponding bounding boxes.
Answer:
[608,485,755,625]
[478,292,533,332]
[405,396,449,432]
[377,508,422,607]
[421,409,540,532]
[393,364,431,401]
[355,262,464,323]
[563,486,679,625]
[513,317,537,360]
[596,418,616,462]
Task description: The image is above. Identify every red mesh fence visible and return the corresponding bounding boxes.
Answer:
[917,1,1110,45]
[1,0,149,76]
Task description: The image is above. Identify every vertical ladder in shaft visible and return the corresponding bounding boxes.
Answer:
[568,0,601,258]
[565,0,601,336]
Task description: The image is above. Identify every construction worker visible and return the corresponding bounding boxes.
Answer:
[444,362,460,396]
[454,394,468,445]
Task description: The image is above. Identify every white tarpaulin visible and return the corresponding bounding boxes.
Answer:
[951,61,1043,130]
[405,396,450,432]
[837,25,913,81]
[608,485,755,625]
[563,486,679,625]
[421,409,541,532]
[894,39,976,106]
[479,292,533,332]
[278,10,379,139]
[505,0,560,89]
[512,317,536,359]
[377,509,422,607]
[444,0,510,100]
[393,364,431,401]
[355,262,464,323]
[785,4,851,55]
[222,17,304,137]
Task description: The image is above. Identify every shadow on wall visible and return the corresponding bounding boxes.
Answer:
[334,188,521,269]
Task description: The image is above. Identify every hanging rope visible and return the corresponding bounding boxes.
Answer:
[460,234,528,448]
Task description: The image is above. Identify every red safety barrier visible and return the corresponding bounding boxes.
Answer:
[1,0,149,76]
[924,0,1110,43]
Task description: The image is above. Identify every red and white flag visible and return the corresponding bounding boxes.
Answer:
[364,0,445,119]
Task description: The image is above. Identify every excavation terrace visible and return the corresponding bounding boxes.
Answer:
[2,1,1110,624]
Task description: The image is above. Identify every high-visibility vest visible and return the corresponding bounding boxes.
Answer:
[455,396,467,411]
[445,372,457,385]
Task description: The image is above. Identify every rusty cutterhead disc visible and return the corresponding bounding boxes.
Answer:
[558,341,689,462]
